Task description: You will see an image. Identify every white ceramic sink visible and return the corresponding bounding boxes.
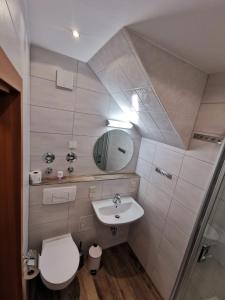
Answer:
[92,196,144,226]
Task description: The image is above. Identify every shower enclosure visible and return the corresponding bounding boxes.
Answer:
[173,144,225,300]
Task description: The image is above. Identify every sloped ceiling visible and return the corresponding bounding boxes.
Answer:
[89,28,207,149]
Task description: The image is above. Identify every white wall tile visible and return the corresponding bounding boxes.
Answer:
[153,145,184,176]
[173,178,205,213]
[146,182,172,217]
[136,158,152,179]
[30,106,74,134]
[150,164,178,196]
[187,139,220,164]
[139,138,157,162]
[180,156,213,189]
[167,200,197,236]
[163,219,189,254]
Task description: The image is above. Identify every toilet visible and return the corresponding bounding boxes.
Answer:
[39,233,80,290]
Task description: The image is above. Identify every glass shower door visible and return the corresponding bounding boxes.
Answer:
[182,170,225,300]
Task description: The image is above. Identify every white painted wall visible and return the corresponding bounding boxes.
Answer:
[0,0,30,253]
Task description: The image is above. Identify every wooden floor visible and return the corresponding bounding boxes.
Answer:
[29,243,162,300]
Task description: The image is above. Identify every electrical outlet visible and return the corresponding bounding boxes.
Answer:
[89,185,96,199]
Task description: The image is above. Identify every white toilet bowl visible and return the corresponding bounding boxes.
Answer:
[39,233,80,290]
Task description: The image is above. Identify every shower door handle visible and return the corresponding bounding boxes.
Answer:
[198,245,212,263]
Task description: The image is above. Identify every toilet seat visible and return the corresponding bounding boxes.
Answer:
[39,234,79,290]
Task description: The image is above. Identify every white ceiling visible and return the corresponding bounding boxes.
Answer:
[28,0,225,73]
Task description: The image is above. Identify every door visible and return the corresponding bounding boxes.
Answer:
[0,48,23,300]
[179,160,225,300]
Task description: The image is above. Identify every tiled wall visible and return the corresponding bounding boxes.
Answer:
[195,72,225,137]
[0,0,30,253]
[30,46,140,178]
[89,28,207,149]
[129,72,225,299]
[129,138,220,299]
[29,177,139,252]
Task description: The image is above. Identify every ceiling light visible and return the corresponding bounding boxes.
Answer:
[106,119,133,129]
[72,30,80,39]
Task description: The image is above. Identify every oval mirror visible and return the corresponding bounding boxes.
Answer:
[93,130,134,172]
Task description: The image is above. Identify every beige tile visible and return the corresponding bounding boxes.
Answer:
[158,237,184,272]
[29,202,69,226]
[30,76,76,111]
[73,155,103,176]
[73,135,97,157]
[75,181,102,200]
[174,178,205,213]
[75,88,110,116]
[195,103,225,136]
[30,132,72,156]
[154,145,184,176]
[151,252,178,300]
[146,182,172,217]
[119,53,149,89]
[29,220,69,250]
[141,197,166,232]
[164,219,189,254]
[68,200,94,219]
[167,199,197,236]
[129,221,162,269]
[77,62,107,93]
[203,72,225,104]
[187,138,220,164]
[97,63,133,93]
[102,179,130,198]
[180,156,214,189]
[30,45,77,82]
[30,155,76,178]
[30,106,73,134]
[73,112,108,137]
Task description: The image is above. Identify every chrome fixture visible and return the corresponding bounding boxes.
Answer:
[110,226,118,236]
[113,193,121,207]
[66,152,77,162]
[155,167,172,180]
[106,119,133,129]
[193,133,223,144]
[197,244,212,263]
[45,167,53,175]
[43,152,55,164]
[67,166,74,174]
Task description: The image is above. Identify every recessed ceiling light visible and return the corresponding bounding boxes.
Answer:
[72,30,80,39]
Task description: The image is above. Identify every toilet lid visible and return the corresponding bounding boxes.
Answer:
[39,234,80,284]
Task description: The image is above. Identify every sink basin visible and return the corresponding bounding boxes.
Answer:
[92,196,144,226]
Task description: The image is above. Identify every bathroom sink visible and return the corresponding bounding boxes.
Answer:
[92,196,144,226]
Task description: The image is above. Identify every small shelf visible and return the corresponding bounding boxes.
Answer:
[30,173,139,186]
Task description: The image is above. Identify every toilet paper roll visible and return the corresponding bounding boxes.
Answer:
[88,244,102,272]
[29,170,42,184]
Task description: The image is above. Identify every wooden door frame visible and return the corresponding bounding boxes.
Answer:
[0,47,24,299]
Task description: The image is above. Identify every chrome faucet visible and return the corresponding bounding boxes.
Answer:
[113,193,121,206]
